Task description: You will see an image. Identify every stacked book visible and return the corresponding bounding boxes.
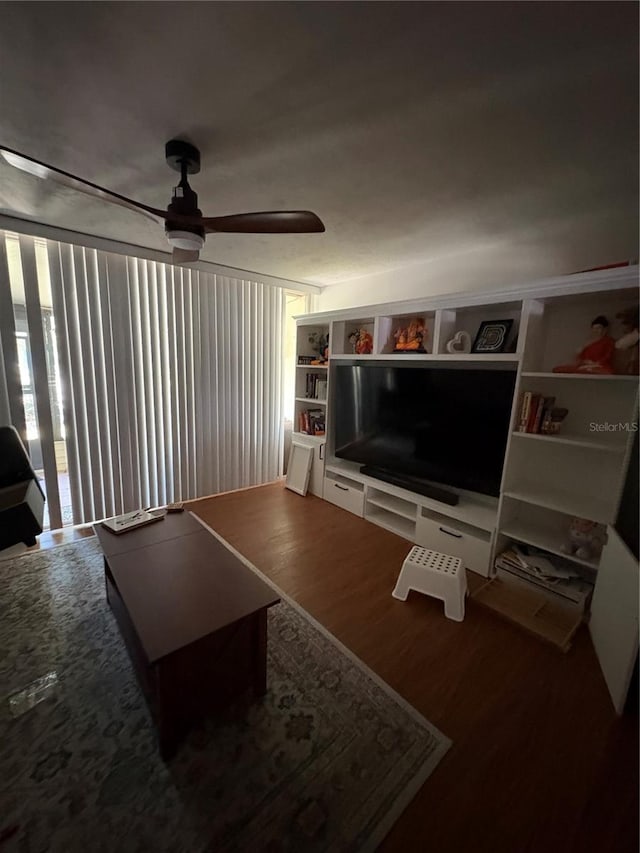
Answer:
[517,392,556,433]
[305,373,328,400]
[494,544,593,611]
[298,408,325,436]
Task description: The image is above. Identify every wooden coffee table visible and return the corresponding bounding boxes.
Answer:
[94,512,280,758]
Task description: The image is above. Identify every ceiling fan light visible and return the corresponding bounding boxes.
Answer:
[165,230,205,251]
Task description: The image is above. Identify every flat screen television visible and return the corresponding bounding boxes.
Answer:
[332,363,516,497]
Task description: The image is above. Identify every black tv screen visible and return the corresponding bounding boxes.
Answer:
[333,363,516,497]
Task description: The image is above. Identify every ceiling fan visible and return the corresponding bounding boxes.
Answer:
[0,139,325,264]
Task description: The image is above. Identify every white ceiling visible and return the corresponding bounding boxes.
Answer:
[0,2,637,288]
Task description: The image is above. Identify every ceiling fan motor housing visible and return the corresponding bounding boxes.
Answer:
[165,180,205,250]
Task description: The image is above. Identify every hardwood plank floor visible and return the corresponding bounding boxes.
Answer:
[189,482,638,853]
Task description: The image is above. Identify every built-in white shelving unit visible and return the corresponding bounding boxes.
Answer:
[295,266,639,609]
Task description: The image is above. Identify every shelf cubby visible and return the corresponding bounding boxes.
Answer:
[374,311,436,355]
[296,322,330,368]
[365,488,417,521]
[502,428,626,523]
[331,317,375,356]
[364,505,416,540]
[521,288,639,373]
[514,372,636,453]
[434,301,522,355]
[499,496,602,572]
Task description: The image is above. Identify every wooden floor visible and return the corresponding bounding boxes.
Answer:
[17,483,637,852]
[191,483,638,853]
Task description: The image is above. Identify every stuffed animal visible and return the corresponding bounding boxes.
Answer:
[561,517,606,561]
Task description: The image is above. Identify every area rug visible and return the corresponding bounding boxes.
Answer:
[0,537,450,853]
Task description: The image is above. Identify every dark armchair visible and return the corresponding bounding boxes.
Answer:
[0,426,46,549]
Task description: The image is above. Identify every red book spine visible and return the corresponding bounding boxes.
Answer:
[526,395,541,433]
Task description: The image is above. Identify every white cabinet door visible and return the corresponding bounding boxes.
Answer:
[309,444,325,497]
[589,527,639,714]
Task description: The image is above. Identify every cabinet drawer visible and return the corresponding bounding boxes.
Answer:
[416,515,491,575]
[323,477,364,517]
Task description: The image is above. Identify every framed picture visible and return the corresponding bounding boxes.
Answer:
[285,443,313,496]
[471,319,514,353]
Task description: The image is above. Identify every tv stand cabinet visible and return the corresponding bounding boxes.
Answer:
[324,462,497,577]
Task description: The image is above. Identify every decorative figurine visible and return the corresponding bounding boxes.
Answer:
[354,328,373,355]
[393,318,427,352]
[552,315,615,374]
[471,319,513,353]
[445,330,471,353]
[308,331,329,364]
[561,517,607,562]
[614,306,639,375]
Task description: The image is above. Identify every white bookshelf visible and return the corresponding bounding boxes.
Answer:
[294,323,329,445]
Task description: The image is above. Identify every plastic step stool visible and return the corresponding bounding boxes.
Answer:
[392,545,466,621]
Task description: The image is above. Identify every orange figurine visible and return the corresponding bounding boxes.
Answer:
[394,318,427,352]
[553,315,615,375]
[355,328,373,354]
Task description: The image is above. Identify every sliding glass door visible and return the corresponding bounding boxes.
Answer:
[0,229,298,528]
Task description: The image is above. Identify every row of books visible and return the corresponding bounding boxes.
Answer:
[297,355,327,365]
[304,374,328,401]
[517,392,556,433]
[298,408,325,436]
[494,545,593,610]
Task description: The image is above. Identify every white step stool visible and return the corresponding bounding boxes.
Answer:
[392,546,467,621]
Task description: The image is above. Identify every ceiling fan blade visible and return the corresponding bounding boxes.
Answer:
[172,247,200,265]
[0,146,167,225]
[202,211,325,234]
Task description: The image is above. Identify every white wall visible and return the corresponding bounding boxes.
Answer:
[316,247,632,312]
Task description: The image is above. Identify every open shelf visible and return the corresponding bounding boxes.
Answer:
[295,397,327,405]
[292,431,326,444]
[325,460,498,532]
[503,486,613,525]
[364,505,416,540]
[510,431,626,453]
[435,301,522,355]
[366,491,417,521]
[296,363,328,370]
[500,519,599,571]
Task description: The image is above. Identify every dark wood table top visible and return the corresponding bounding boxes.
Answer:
[104,528,280,663]
[94,511,204,557]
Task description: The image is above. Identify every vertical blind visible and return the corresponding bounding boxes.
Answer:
[0,230,286,527]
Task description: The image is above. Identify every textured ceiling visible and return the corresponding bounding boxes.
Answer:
[0,2,637,287]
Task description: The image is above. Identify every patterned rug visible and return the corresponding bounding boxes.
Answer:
[0,537,450,853]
